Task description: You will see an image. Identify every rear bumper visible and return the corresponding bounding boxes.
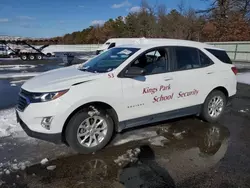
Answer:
[16,110,62,144]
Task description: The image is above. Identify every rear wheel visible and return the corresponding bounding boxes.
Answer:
[200,90,226,123]
[20,54,28,61]
[28,54,35,60]
[36,54,43,60]
[65,107,114,154]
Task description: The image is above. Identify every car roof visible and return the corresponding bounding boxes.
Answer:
[115,39,224,51]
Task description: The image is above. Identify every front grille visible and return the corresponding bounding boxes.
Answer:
[20,89,33,98]
[17,95,29,111]
[17,89,31,112]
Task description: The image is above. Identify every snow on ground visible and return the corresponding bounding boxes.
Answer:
[113,130,158,146]
[0,58,19,61]
[0,108,25,138]
[76,55,96,60]
[237,72,250,85]
[0,72,40,79]
[10,79,27,85]
[0,64,36,71]
[234,62,250,69]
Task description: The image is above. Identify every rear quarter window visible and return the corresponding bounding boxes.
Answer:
[205,48,232,64]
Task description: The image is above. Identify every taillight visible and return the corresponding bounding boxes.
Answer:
[231,66,238,75]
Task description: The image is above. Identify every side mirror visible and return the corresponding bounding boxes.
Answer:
[124,67,146,78]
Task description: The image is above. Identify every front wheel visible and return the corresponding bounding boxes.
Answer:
[65,107,114,154]
[200,90,227,123]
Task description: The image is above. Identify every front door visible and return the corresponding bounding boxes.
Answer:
[120,47,177,125]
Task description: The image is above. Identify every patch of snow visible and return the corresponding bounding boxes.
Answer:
[0,180,5,186]
[234,62,250,69]
[40,158,49,165]
[0,64,36,71]
[47,165,56,171]
[5,169,10,175]
[0,58,19,61]
[0,72,40,79]
[19,162,26,170]
[114,148,141,167]
[113,131,158,146]
[148,136,169,147]
[239,109,249,113]
[76,55,96,60]
[172,130,187,140]
[10,79,27,84]
[11,164,19,171]
[0,108,25,138]
[237,72,250,85]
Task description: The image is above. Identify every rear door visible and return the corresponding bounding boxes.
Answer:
[169,46,216,108]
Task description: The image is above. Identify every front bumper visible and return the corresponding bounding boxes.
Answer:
[96,50,103,55]
[16,110,62,144]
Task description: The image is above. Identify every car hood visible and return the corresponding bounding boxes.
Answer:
[22,65,104,92]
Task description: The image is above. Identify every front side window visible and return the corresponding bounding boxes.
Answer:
[80,47,139,73]
[130,48,168,75]
[108,43,116,49]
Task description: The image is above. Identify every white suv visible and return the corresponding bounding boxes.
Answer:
[16,39,237,153]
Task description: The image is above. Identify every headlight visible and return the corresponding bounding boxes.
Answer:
[31,89,69,103]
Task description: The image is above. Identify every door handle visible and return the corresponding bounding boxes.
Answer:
[207,72,214,74]
[164,77,173,81]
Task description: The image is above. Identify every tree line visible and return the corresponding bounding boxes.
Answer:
[50,0,250,44]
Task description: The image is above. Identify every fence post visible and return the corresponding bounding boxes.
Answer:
[234,44,238,61]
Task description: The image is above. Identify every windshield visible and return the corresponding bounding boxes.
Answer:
[80,47,139,73]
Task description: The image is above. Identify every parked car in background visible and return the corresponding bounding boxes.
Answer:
[96,38,139,55]
[16,39,237,154]
[96,37,169,55]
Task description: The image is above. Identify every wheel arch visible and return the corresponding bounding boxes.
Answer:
[205,86,229,102]
[61,101,119,144]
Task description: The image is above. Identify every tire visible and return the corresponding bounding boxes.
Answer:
[36,54,43,60]
[20,54,28,61]
[65,107,114,154]
[46,53,52,57]
[200,90,227,123]
[28,54,35,61]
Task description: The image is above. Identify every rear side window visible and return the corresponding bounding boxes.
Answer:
[174,47,200,70]
[205,48,232,64]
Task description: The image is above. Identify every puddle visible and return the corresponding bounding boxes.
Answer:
[0,119,230,187]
